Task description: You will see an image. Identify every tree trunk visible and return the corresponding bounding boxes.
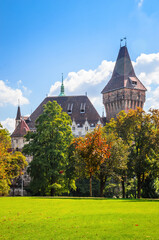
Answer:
[51,187,55,196]
[12,179,16,196]
[13,185,15,196]
[121,177,125,198]
[137,175,141,199]
[90,174,92,197]
[100,178,106,197]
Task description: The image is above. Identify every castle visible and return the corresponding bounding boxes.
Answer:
[102,45,146,121]
[10,43,146,195]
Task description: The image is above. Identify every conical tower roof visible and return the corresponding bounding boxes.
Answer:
[16,105,21,120]
[101,46,147,94]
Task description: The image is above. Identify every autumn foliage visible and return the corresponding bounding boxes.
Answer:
[73,125,111,196]
[0,124,27,196]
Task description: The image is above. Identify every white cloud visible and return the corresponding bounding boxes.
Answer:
[135,53,159,86]
[49,51,159,115]
[49,60,114,96]
[22,86,32,95]
[89,96,104,115]
[133,52,159,110]
[138,0,144,8]
[49,81,61,96]
[0,80,29,106]
[144,86,159,110]
[49,60,114,115]
[17,79,22,88]
[1,118,15,134]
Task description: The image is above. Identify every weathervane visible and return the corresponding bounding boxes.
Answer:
[120,37,127,47]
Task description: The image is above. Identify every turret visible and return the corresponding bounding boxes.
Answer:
[15,105,21,128]
[101,40,147,121]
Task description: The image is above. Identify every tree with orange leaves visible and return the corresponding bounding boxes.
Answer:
[0,124,27,196]
[73,125,110,197]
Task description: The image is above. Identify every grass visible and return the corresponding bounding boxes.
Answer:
[0,197,159,240]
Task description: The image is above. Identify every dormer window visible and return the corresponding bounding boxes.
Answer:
[80,103,86,113]
[67,103,73,114]
[132,81,137,86]
[90,123,95,127]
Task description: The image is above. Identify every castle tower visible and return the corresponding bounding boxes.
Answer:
[101,43,147,121]
[15,105,21,128]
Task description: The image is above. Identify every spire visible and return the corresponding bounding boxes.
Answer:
[16,105,21,120]
[101,43,146,94]
[15,103,22,128]
[59,73,65,96]
[112,44,135,78]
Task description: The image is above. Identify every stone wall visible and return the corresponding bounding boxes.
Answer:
[103,88,146,121]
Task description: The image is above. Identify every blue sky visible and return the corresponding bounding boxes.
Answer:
[1,0,159,132]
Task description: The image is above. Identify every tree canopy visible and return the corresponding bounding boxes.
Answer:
[23,101,73,196]
[73,126,110,196]
[0,124,27,195]
[97,132,129,197]
[105,108,159,198]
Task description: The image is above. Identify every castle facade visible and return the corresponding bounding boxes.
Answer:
[10,43,146,195]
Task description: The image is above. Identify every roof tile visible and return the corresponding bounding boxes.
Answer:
[101,46,147,93]
[27,95,101,129]
[11,119,30,137]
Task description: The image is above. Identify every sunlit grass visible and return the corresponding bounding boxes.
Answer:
[0,197,158,240]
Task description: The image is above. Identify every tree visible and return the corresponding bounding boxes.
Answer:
[73,126,110,197]
[104,120,131,198]
[125,108,158,198]
[23,101,73,196]
[0,124,27,195]
[106,108,159,198]
[97,132,129,197]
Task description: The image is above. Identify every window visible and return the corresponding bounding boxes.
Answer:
[85,126,88,131]
[67,103,73,114]
[132,81,137,86]
[80,103,86,113]
[72,126,75,131]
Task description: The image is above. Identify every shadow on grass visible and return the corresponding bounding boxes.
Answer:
[27,196,159,202]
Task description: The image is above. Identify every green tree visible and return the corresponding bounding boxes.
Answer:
[23,101,73,196]
[0,124,27,195]
[98,132,129,197]
[106,108,159,198]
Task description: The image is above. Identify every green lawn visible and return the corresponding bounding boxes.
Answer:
[0,197,158,240]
